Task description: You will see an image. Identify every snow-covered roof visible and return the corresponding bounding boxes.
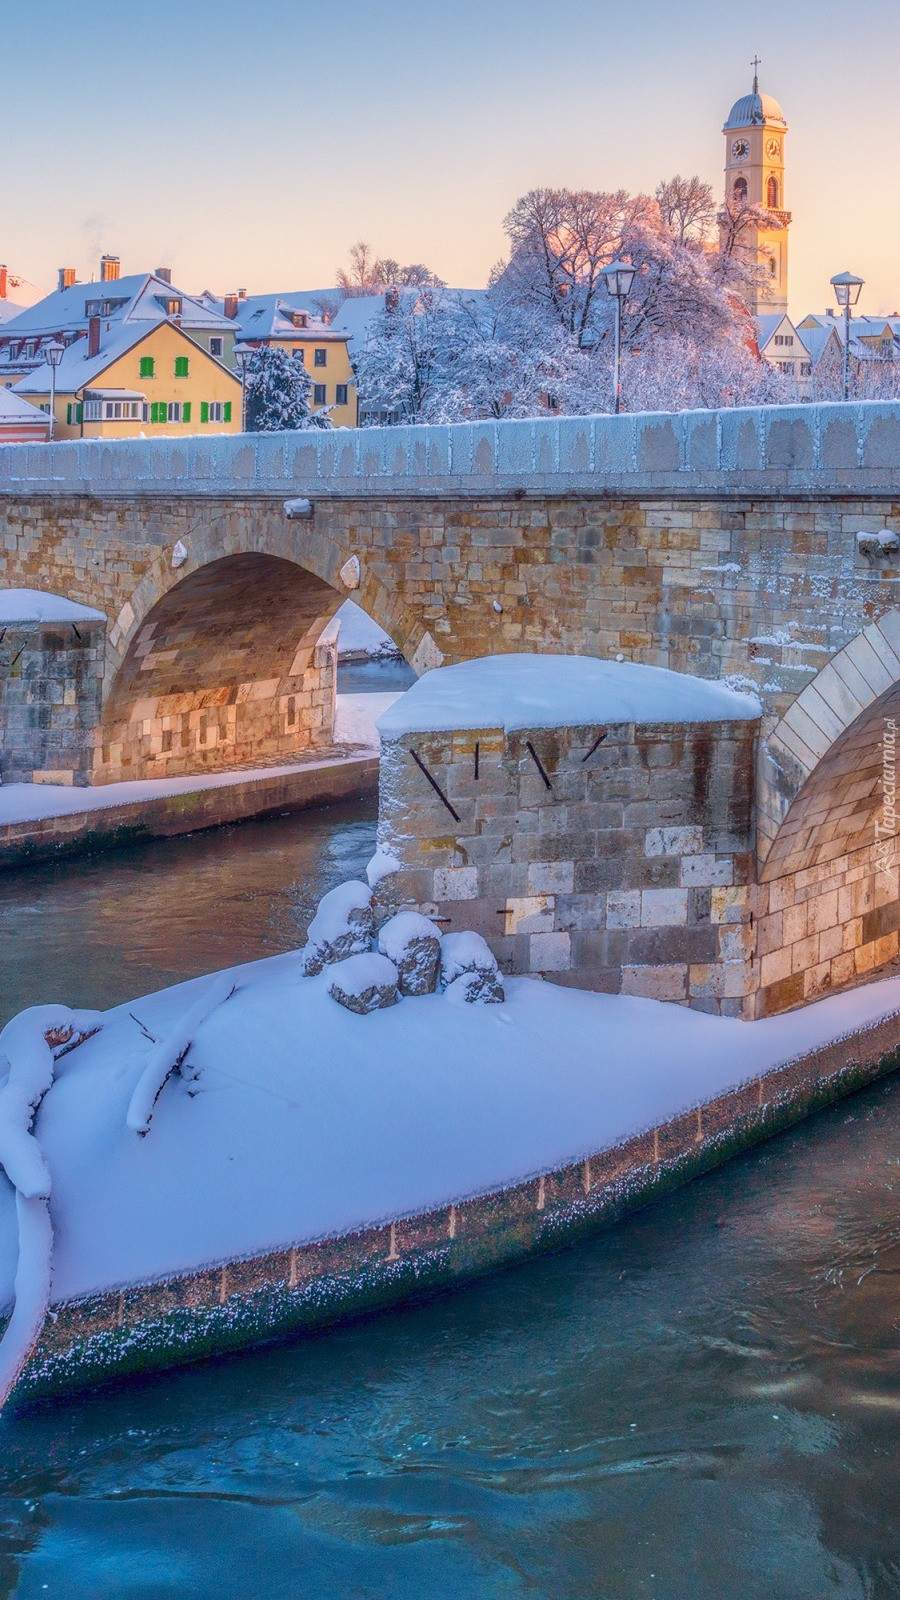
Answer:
[333,287,488,355]
[378,654,761,738]
[230,295,350,346]
[0,273,231,338]
[0,587,106,623]
[12,320,240,397]
[0,387,50,427]
[0,300,29,327]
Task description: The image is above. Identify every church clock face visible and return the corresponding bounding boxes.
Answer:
[765,137,781,158]
[731,138,749,159]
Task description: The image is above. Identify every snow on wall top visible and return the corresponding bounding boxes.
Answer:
[0,588,107,623]
[0,401,897,499]
[377,654,762,737]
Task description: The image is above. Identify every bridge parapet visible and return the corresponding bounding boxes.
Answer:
[0,402,898,501]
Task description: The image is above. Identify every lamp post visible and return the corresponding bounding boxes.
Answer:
[233,344,251,431]
[45,340,64,442]
[601,259,636,415]
[830,271,864,402]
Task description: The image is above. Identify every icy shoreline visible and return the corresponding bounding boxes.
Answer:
[2,957,900,1314]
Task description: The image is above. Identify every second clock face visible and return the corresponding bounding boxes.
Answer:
[731,138,749,159]
[765,137,781,159]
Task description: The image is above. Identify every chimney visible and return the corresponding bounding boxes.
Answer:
[88,316,101,358]
[156,266,172,284]
[0,265,6,300]
[224,294,239,320]
[100,254,120,282]
[237,287,247,300]
[58,267,76,291]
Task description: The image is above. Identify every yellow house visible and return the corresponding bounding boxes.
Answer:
[13,318,241,439]
[225,294,358,426]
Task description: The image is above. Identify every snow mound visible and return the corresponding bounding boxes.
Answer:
[0,588,107,625]
[300,881,375,975]
[377,653,762,738]
[378,912,442,997]
[365,846,401,887]
[440,932,505,1003]
[328,953,399,1014]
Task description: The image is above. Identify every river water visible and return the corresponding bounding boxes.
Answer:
[2,669,900,1595]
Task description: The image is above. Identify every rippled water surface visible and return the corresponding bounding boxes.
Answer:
[2,687,900,1594]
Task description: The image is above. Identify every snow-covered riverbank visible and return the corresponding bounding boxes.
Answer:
[3,954,900,1315]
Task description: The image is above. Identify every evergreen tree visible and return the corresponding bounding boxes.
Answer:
[244,344,331,431]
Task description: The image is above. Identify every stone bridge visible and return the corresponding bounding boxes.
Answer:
[1,401,899,1016]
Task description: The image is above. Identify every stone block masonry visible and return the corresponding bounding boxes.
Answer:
[377,716,759,1017]
[0,617,105,785]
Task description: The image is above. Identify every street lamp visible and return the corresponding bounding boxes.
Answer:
[830,271,864,402]
[45,340,64,442]
[601,259,636,415]
[233,344,252,431]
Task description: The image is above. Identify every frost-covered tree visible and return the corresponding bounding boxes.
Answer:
[244,344,330,432]
[654,175,717,246]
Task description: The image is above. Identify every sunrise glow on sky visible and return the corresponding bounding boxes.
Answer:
[6,0,899,317]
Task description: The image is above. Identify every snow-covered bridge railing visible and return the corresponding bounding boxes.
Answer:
[0,401,899,501]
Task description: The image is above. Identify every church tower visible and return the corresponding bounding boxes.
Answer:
[723,60,790,314]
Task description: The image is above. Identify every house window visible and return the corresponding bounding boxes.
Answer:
[201,401,231,422]
[767,176,779,208]
[314,348,327,367]
[293,348,306,363]
[291,312,308,328]
[209,337,223,357]
[83,399,102,420]
[8,343,19,360]
[102,400,140,419]
[774,335,794,347]
[777,361,793,374]
[66,402,83,424]
[167,402,182,422]
[335,384,348,406]
[165,298,182,316]
[313,384,327,405]
[800,363,812,377]
[24,342,35,360]
[140,356,155,378]
[174,355,189,378]
[882,339,894,358]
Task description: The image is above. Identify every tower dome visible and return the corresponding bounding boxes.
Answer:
[724,63,787,130]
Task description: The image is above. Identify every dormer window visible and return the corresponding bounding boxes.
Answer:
[7,343,19,361]
[290,312,308,329]
[24,342,35,360]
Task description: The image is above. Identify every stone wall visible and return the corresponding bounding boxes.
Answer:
[0,618,104,785]
[377,717,758,1017]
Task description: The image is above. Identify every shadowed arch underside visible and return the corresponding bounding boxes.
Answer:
[755,613,900,1016]
[98,553,343,783]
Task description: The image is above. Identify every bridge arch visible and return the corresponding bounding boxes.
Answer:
[93,507,438,783]
[755,612,900,1015]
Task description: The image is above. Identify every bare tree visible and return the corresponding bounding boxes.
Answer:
[655,175,717,246]
[713,194,784,306]
[336,241,383,297]
[336,243,445,298]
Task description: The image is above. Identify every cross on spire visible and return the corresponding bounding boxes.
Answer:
[751,55,762,92]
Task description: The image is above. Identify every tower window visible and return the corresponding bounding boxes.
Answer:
[733,176,748,203]
[767,176,779,208]
[770,258,777,277]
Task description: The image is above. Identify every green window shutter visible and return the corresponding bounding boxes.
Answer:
[150,402,156,423]
[223,401,232,422]
[183,401,191,423]
[201,401,209,424]
[140,356,155,378]
[76,403,83,423]
[66,403,72,424]
[175,355,189,377]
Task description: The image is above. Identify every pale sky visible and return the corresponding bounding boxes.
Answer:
[4,0,899,318]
